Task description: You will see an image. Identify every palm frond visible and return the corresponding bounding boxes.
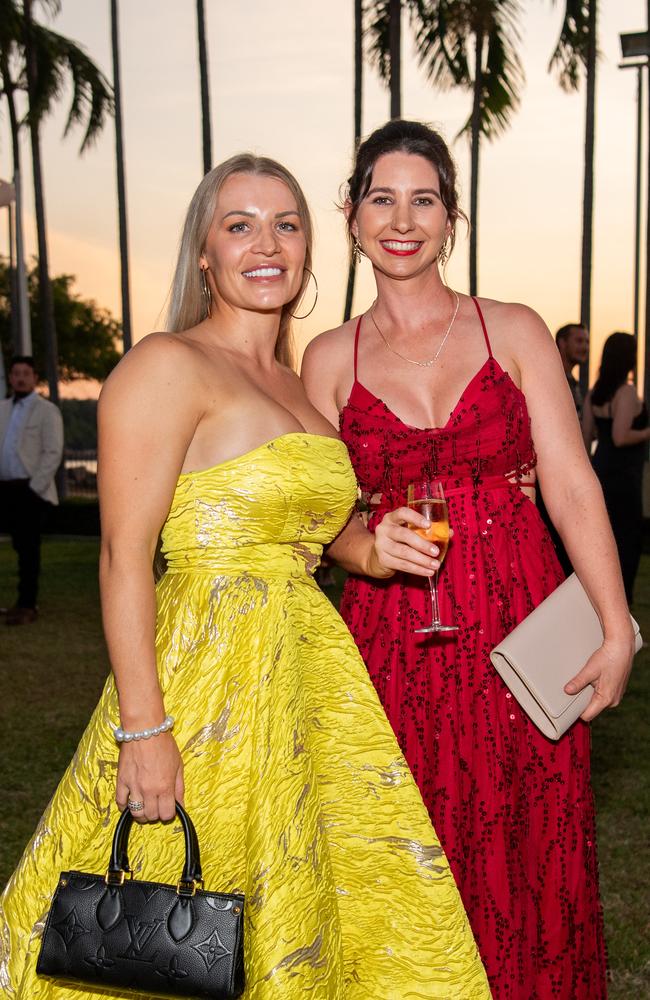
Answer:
[48,29,114,151]
[0,0,21,32]
[24,20,66,122]
[366,0,392,82]
[548,0,590,92]
[20,18,113,151]
[412,0,471,89]
[414,0,524,141]
[472,15,524,139]
[33,0,62,18]
[0,0,23,59]
[365,0,422,84]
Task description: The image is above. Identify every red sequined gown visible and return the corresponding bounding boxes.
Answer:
[339,298,607,1000]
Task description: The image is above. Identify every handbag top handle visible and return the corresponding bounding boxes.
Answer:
[107,802,203,887]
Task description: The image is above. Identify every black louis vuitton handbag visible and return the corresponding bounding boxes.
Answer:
[36,802,245,999]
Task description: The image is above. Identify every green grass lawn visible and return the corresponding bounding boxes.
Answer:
[1,538,648,997]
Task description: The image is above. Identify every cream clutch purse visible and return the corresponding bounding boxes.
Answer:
[490,573,642,740]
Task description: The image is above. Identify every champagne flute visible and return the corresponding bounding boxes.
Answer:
[407,480,457,633]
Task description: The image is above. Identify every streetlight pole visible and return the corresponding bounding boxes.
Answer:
[620,31,650,396]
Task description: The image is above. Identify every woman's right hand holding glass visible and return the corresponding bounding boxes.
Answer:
[367,506,443,578]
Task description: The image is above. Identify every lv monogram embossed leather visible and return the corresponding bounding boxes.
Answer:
[36,803,245,999]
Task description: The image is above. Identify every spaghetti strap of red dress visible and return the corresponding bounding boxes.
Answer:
[339,296,607,1000]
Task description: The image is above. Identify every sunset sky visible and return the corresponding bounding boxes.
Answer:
[0,0,647,394]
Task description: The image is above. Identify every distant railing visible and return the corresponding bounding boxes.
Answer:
[64,449,97,498]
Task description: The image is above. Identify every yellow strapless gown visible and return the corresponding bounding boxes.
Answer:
[0,434,489,999]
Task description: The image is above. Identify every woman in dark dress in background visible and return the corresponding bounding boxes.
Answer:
[303,119,634,1000]
[583,332,650,603]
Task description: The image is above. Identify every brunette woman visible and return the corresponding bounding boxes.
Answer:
[303,120,634,1000]
[583,331,650,603]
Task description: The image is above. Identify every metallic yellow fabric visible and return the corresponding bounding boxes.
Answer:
[0,433,489,999]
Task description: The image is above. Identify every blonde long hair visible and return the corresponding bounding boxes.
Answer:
[166,153,313,367]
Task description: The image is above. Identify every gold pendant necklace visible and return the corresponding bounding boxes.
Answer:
[370,289,460,368]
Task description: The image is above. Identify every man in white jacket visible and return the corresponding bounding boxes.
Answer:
[0,357,64,625]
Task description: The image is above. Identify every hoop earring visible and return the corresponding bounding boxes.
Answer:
[289,268,319,320]
[200,266,212,318]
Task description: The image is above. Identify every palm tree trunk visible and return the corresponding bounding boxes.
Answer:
[23,0,60,405]
[1,55,32,355]
[469,28,484,297]
[11,171,30,355]
[110,0,132,352]
[389,0,401,118]
[196,0,212,174]
[354,0,363,142]
[344,0,363,322]
[579,0,597,396]
[7,200,19,355]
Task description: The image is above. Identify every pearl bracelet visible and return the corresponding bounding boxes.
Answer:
[113,715,175,743]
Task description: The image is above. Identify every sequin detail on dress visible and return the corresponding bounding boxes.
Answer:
[0,433,489,999]
[339,301,607,999]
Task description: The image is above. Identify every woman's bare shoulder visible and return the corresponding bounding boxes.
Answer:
[474,296,554,359]
[109,330,198,371]
[474,295,546,329]
[99,332,204,409]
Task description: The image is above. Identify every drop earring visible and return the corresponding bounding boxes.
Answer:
[200,266,212,318]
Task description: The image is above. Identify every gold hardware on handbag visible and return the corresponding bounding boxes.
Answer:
[490,573,642,740]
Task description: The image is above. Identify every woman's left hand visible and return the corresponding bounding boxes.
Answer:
[565,634,635,722]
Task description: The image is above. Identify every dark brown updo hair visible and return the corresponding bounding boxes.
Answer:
[344,119,467,258]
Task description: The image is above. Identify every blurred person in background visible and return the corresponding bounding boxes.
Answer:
[583,332,650,604]
[555,322,589,417]
[0,356,63,625]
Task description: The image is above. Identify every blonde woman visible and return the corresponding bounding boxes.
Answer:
[0,154,489,998]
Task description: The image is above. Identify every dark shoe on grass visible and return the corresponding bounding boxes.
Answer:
[6,606,38,626]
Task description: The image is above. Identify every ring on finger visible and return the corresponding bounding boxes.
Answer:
[127,799,145,812]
